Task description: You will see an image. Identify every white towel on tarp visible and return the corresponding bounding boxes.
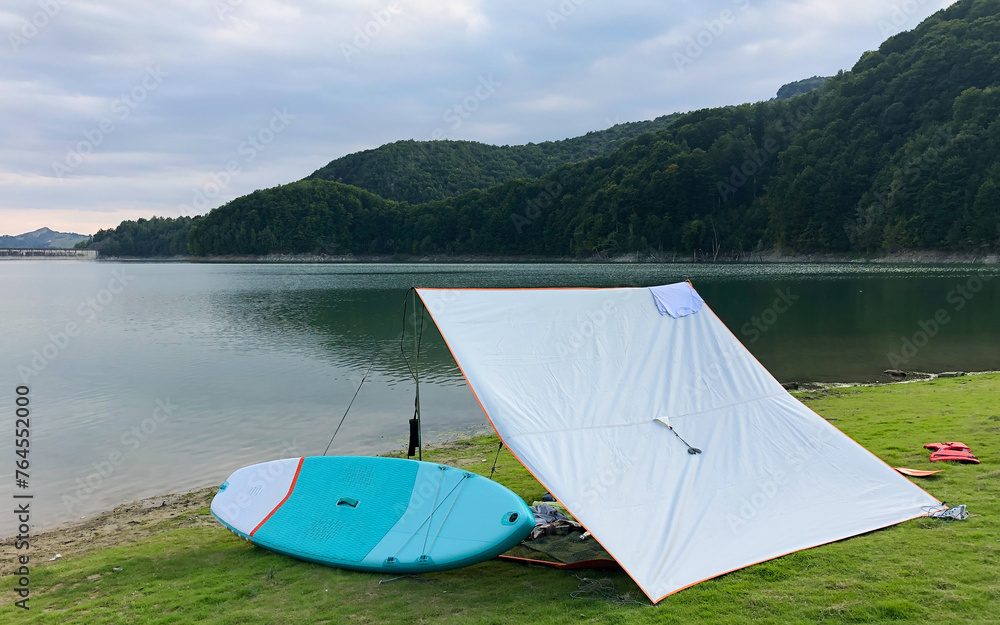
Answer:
[649,283,704,318]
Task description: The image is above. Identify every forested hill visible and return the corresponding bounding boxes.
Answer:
[766,0,1000,252]
[182,96,814,257]
[303,115,680,204]
[90,0,1000,258]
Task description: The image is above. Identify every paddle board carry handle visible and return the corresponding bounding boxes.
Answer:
[337,497,359,508]
[501,511,521,525]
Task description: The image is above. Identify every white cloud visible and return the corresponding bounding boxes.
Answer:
[0,0,960,235]
[0,80,110,119]
[512,94,592,113]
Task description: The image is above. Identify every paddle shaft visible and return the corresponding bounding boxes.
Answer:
[413,289,422,461]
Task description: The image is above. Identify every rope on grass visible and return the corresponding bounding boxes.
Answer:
[378,574,437,585]
[571,575,651,607]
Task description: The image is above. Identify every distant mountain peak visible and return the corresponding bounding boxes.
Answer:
[0,227,89,249]
[775,76,830,100]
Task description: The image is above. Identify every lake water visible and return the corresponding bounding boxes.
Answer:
[2,261,999,532]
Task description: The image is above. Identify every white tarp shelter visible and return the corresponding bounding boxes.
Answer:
[416,283,939,603]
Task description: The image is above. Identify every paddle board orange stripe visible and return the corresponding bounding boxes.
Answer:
[249,457,304,538]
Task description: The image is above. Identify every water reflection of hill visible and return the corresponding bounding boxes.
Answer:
[209,264,1000,384]
[212,287,462,384]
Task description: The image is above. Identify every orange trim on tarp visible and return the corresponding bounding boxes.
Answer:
[702,300,942,505]
[651,301,945,602]
[415,288,653,600]
[497,554,619,570]
[651,509,935,602]
[415,286,942,604]
[249,457,304,539]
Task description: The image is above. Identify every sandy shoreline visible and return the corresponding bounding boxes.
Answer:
[4,369,995,559]
[0,489,220,566]
[0,435,496,563]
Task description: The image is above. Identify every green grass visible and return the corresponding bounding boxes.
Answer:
[5,374,1000,624]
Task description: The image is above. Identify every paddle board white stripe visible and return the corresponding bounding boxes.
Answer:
[210,457,302,536]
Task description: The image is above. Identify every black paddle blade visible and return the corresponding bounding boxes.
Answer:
[407,417,419,457]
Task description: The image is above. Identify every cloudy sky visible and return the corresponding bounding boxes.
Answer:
[0,0,956,236]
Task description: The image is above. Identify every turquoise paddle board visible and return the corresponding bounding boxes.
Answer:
[211,456,535,573]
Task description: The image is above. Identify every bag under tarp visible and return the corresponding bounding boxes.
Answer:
[416,283,940,603]
[502,531,618,570]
